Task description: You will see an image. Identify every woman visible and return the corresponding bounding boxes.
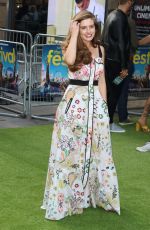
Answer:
[41,10,120,220]
[136,96,150,132]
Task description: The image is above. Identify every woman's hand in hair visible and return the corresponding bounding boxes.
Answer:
[70,20,80,37]
[63,21,79,66]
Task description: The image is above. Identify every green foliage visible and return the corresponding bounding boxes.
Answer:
[0,122,150,230]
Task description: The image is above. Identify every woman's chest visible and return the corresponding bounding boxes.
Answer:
[69,59,104,80]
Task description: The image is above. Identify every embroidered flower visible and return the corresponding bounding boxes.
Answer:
[77,108,82,113]
[75,100,80,104]
[75,184,79,188]
[58,193,64,201]
[77,114,81,119]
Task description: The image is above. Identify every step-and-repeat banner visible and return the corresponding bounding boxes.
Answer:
[40,44,68,96]
[0,42,19,95]
[131,0,150,89]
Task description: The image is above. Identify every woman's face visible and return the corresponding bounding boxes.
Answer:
[79,18,95,43]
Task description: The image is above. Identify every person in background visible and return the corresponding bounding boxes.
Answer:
[136,96,150,132]
[41,10,120,220]
[102,0,133,133]
[118,17,150,126]
[74,0,105,24]
[136,140,150,152]
[117,15,136,126]
[15,0,29,21]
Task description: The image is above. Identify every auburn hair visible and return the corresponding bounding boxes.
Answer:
[62,10,100,72]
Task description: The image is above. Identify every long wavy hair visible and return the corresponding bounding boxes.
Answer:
[62,10,100,72]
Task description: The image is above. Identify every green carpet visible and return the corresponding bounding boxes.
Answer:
[0,119,150,230]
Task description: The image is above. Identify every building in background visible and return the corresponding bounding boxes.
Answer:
[15,0,48,36]
[1,0,148,37]
[0,0,113,36]
[0,0,48,36]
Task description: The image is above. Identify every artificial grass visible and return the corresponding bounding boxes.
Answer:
[0,119,150,230]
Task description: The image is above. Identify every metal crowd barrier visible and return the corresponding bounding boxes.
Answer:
[0,28,33,54]
[34,33,65,45]
[0,28,33,117]
[129,88,150,99]
[0,40,27,117]
[29,35,65,120]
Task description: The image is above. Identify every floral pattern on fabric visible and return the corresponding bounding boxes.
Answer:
[41,57,120,220]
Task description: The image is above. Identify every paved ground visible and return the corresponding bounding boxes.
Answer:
[0,110,142,129]
[0,100,57,128]
[0,108,51,128]
[0,100,143,128]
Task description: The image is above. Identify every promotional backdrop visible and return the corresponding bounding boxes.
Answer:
[131,0,150,89]
[0,42,18,94]
[40,44,68,96]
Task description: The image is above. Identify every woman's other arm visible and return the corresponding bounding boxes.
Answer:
[98,46,107,102]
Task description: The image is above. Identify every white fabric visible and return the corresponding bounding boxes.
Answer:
[74,0,105,24]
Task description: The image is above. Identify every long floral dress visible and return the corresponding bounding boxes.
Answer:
[41,56,120,220]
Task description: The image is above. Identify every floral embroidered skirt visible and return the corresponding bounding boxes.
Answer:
[41,85,120,220]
